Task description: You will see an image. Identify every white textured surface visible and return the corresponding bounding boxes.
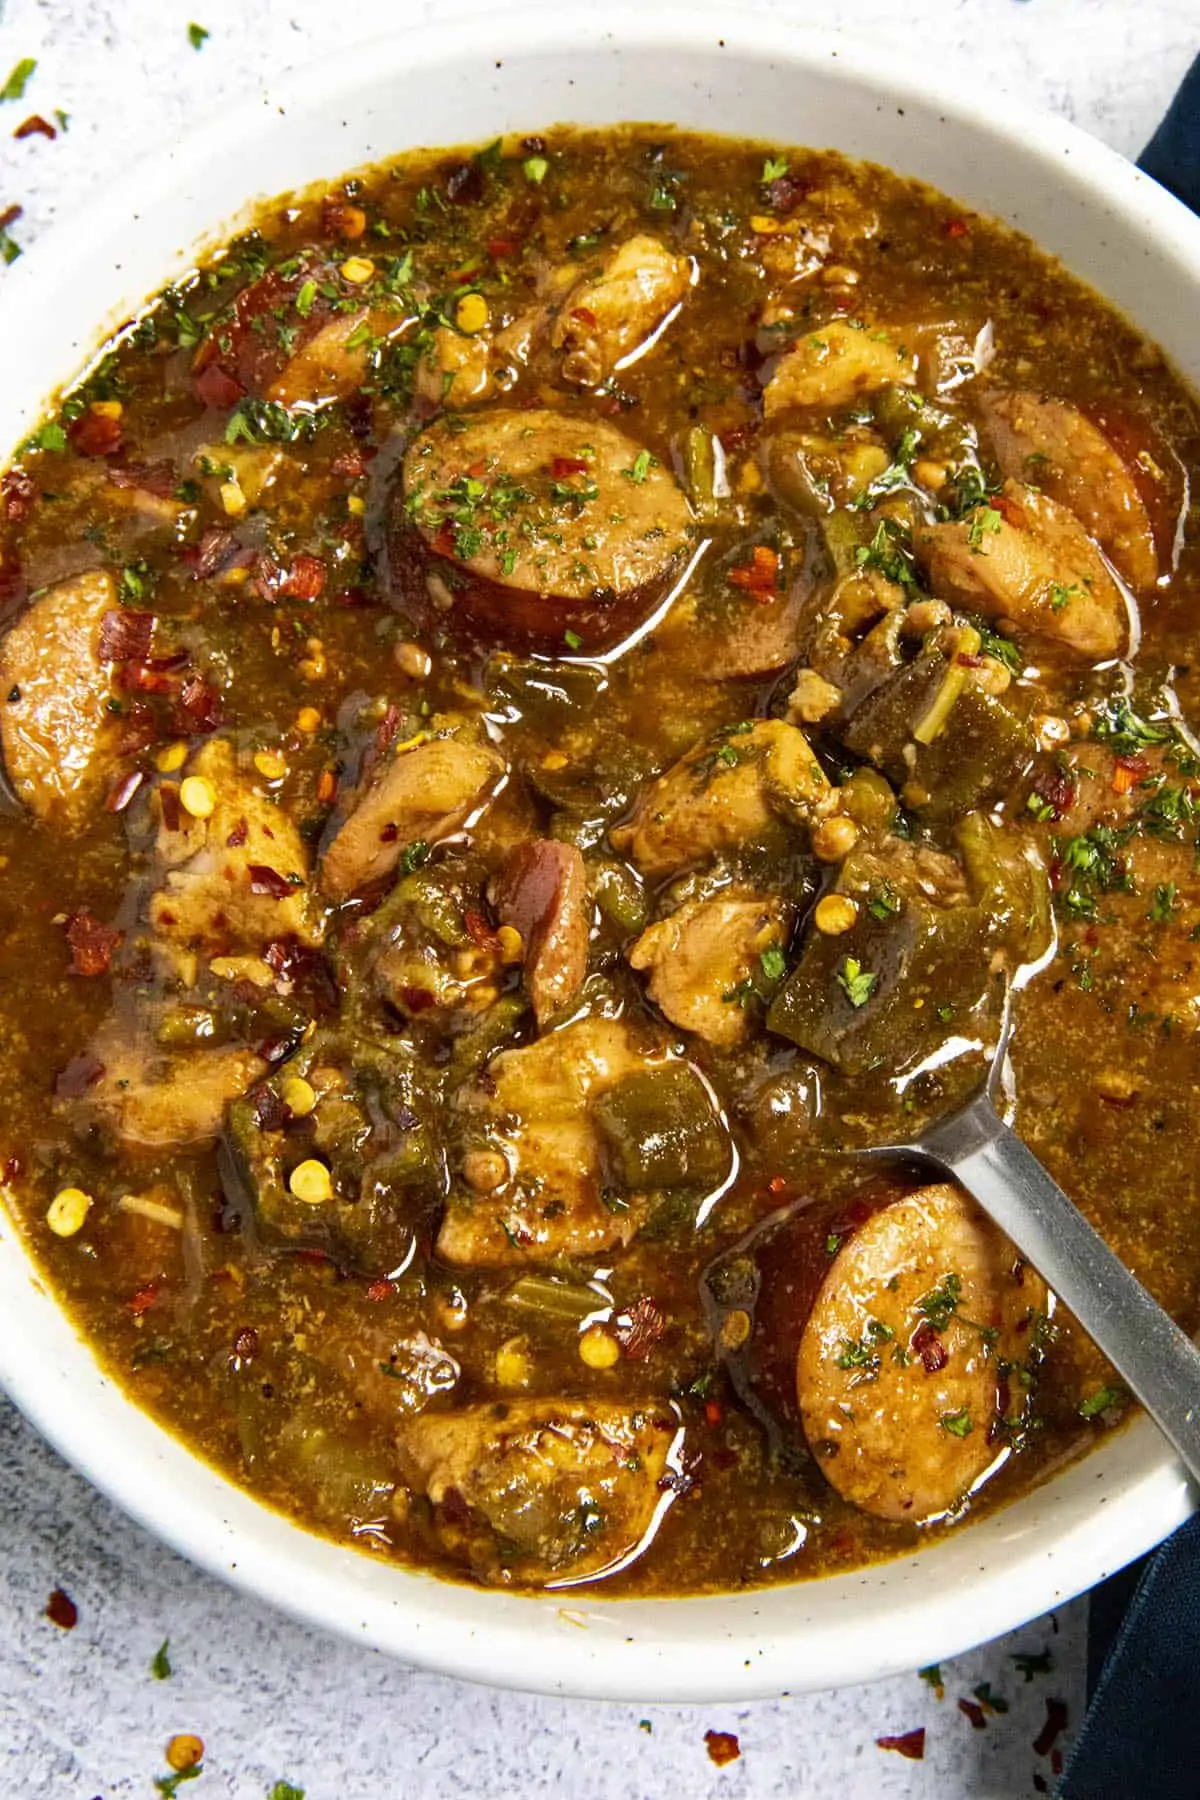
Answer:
[0,1,1194,1794]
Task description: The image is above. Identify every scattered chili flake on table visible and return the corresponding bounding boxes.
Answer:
[45,1588,77,1629]
[876,1727,925,1760]
[1033,1696,1070,1758]
[704,1729,741,1767]
[14,113,55,140]
[957,1697,987,1730]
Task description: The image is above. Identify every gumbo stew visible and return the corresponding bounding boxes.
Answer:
[2,128,1198,1594]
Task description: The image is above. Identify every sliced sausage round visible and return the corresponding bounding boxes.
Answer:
[797,1182,1047,1523]
[393,407,693,651]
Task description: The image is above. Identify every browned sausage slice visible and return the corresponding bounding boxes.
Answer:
[397,408,692,651]
[0,569,121,828]
[980,390,1158,590]
[797,1182,1047,1522]
[320,731,504,902]
[494,839,590,1026]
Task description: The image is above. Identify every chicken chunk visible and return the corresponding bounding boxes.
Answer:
[629,892,792,1046]
[413,323,496,407]
[494,839,591,1026]
[150,738,323,954]
[319,730,504,903]
[611,719,835,882]
[918,482,1129,662]
[397,408,693,651]
[63,1017,265,1151]
[395,1398,681,1585]
[797,1183,1047,1522]
[980,390,1158,590]
[0,570,122,828]
[551,234,692,385]
[438,1015,656,1267]
[762,322,916,419]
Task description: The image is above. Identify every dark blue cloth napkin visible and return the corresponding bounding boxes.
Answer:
[1057,51,1200,1800]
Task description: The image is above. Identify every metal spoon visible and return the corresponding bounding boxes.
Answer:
[863,994,1200,1485]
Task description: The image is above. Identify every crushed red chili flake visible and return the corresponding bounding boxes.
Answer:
[366,1278,397,1301]
[194,361,246,409]
[551,455,590,478]
[1051,1748,1064,1777]
[226,816,249,848]
[45,1589,78,1630]
[316,769,338,806]
[876,1728,925,1760]
[98,608,155,664]
[1033,1696,1069,1757]
[127,1284,159,1316]
[276,553,327,601]
[232,1325,259,1361]
[1,469,36,520]
[569,305,598,329]
[70,410,123,457]
[945,217,969,237]
[251,1085,288,1132]
[616,1295,668,1360]
[912,1320,949,1374]
[14,113,56,140]
[767,1174,787,1195]
[727,544,779,593]
[0,203,22,232]
[958,1698,987,1730]
[463,909,497,947]
[1030,768,1076,821]
[703,1399,723,1428]
[248,865,296,900]
[104,769,144,814]
[330,449,370,479]
[64,910,121,977]
[703,1731,740,1767]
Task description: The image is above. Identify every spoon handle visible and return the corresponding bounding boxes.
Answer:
[921,1094,1200,1487]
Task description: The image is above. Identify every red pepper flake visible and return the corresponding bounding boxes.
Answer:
[45,1589,78,1630]
[127,1284,158,1316]
[551,455,590,478]
[0,203,22,233]
[98,608,155,664]
[116,661,177,696]
[703,1399,723,1428]
[366,1278,397,1302]
[399,984,437,1014]
[956,652,985,668]
[617,1296,669,1360]
[194,361,246,409]
[912,1320,949,1374]
[69,410,123,457]
[463,909,497,947]
[1051,1748,1064,1777]
[488,236,518,259]
[767,1174,787,1195]
[704,1731,740,1767]
[316,769,338,807]
[64,910,121,977]
[226,816,249,848]
[993,492,1027,529]
[248,865,296,900]
[876,1728,925,1760]
[1033,1697,1069,1758]
[276,553,327,601]
[330,448,370,479]
[1,469,36,520]
[944,217,969,238]
[1111,754,1149,796]
[727,544,780,593]
[569,305,598,329]
[14,113,56,140]
[232,1325,259,1362]
[374,704,401,756]
[105,769,144,815]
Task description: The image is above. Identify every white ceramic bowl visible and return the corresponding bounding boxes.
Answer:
[2,5,1198,1702]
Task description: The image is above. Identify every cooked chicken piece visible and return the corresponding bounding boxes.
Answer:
[762,322,916,419]
[551,234,692,385]
[413,323,496,407]
[395,1397,680,1585]
[611,719,835,881]
[399,407,692,650]
[265,311,379,409]
[495,839,590,1026]
[65,1017,265,1151]
[193,443,285,510]
[918,481,1128,662]
[0,570,122,828]
[319,730,504,902]
[629,892,791,1046]
[438,1015,651,1267]
[797,1183,1047,1522]
[980,390,1157,590]
[150,738,323,953]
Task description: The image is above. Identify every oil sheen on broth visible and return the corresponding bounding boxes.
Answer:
[1,128,1198,1595]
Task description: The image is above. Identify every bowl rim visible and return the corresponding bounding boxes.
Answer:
[1,2,1198,1702]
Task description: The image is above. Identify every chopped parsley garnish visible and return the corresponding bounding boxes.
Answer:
[154,1769,202,1799]
[1078,1385,1123,1419]
[224,398,313,445]
[976,623,1021,674]
[563,628,583,651]
[1150,882,1179,924]
[186,22,209,50]
[852,427,920,509]
[294,277,317,317]
[0,58,36,101]
[268,1785,305,1800]
[624,449,653,485]
[1091,696,1171,755]
[400,839,430,874]
[1049,582,1081,613]
[759,945,787,983]
[940,1408,974,1438]
[918,1272,962,1331]
[150,1639,172,1680]
[0,224,22,266]
[941,463,1000,517]
[867,881,901,921]
[836,956,877,1009]
[761,155,789,182]
[522,155,549,184]
[918,1664,944,1694]
[853,517,919,591]
[824,1232,844,1257]
[1054,824,1134,919]
[966,505,1003,549]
